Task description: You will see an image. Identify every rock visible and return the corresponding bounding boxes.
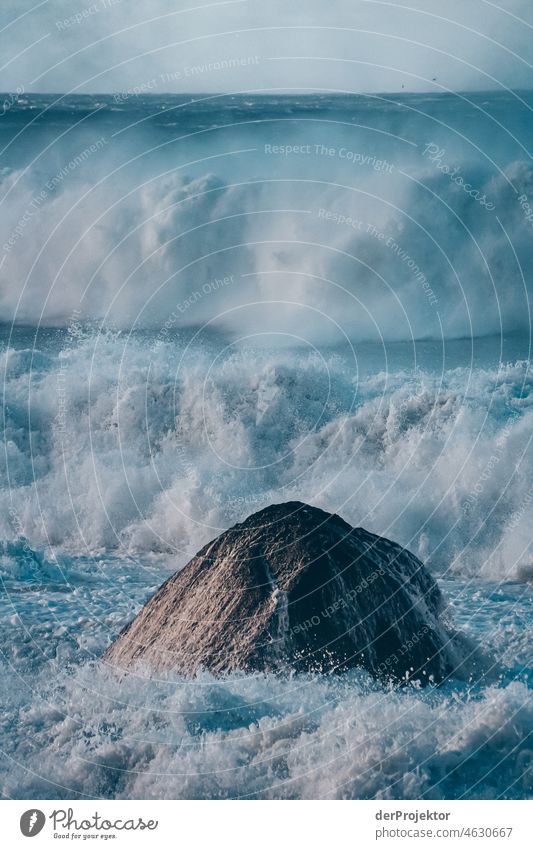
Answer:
[103,501,464,683]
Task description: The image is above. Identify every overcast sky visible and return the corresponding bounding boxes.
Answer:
[1,0,532,94]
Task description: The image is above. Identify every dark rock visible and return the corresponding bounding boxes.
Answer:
[103,501,465,683]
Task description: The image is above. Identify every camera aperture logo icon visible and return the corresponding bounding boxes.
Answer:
[20,810,46,837]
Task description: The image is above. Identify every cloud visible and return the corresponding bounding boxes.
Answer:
[0,0,532,93]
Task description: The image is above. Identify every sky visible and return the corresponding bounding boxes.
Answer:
[0,0,532,94]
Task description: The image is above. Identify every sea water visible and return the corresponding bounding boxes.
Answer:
[0,94,532,799]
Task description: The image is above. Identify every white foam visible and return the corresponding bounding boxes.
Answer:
[1,338,533,581]
[1,661,530,799]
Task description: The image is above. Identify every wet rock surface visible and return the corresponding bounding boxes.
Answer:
[104,502,463,683]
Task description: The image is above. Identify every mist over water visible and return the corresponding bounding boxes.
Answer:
[1,94,533,340]
[1,93,532,800]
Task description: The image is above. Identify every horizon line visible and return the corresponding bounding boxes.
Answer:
[3,88,533,97]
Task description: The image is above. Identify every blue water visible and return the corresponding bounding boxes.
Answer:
[0,94,532,799]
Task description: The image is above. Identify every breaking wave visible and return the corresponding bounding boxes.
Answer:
[1,333,533,582]
[0,94,532,341]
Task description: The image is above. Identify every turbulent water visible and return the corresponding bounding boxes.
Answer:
[0,93,532,799]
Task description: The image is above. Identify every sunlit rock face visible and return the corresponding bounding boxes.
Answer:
[103,502,462,684]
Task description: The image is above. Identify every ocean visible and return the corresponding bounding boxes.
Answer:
[0,93,532,799]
